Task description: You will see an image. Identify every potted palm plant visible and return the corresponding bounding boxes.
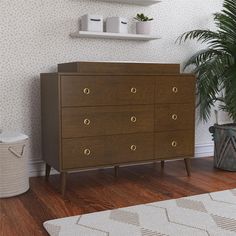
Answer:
[178,0,236,171]
[134,13,153,35]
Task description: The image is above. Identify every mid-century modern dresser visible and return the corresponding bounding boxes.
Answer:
[41,62,195,195]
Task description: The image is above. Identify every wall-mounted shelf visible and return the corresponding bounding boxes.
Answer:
[101,0,161,6]
[70,31,160,41]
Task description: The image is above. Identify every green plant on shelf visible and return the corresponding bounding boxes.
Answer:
[134,13,153,22]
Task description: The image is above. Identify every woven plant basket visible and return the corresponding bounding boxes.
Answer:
[0,139,29,198]
[209,123,236,171]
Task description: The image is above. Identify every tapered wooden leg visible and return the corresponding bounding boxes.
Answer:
[114,166,119,177]
[45,163,51,180]
[161,160,165,169]
[60,172,67,196]
[184,158,191,176]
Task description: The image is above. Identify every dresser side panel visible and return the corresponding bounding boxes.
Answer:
[41,73,61,171]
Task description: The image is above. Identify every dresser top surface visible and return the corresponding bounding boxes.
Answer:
[41,72,195,76]
[41,61,196,77]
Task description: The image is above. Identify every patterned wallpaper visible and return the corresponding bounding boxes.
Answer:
[1,0,223,169]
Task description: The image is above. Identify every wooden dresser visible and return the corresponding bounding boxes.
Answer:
[41,62,195,195]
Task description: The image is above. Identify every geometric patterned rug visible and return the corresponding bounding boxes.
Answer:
[44,189,236,236]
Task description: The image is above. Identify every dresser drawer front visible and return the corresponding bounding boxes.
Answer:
[155,130,194,159]
[62,137,108,169]
[61,76,154,107]
[108,133,154,164]
[156,76,195,104]
[155,104,194,131]
[62,105,154,138]
[62,134,154,170]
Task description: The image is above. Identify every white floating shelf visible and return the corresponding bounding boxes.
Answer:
[100,0,161,6]
[70,31,160,41]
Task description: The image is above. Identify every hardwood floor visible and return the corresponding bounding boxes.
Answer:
[1,157,236,236]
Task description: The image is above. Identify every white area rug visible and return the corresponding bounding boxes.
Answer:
[44,189,236,236]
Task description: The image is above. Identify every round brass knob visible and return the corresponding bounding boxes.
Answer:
[84,119,91,126]
[171,141,177,147]
[130,116,137,123]
[172,87,178,93]
[131,87,137,94]
[172,114,178,120]
[84,149,91,156]
[130,145,137,151]
[83,88,90,95]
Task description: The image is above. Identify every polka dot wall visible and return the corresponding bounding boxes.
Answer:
[1,0,223,174]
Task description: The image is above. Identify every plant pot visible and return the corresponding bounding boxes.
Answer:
[136,21,152,35]
[209,123,236,171]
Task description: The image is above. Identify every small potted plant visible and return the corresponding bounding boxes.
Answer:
[134,13,153,35]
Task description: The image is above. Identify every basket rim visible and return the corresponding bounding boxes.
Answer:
[0,139,28,146]
[214,123,236,131]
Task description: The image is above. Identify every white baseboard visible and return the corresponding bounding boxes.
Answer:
[195,142,214,158]
[28,159,58,177]
[29,143,214,177]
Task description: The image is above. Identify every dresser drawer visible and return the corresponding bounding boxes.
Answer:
[155,130,194,159]
[62,137,108,169]
[61,75,154,107]
[155,104,194,131]
[62,133,154,170]
[108,133,154,164]
[156,75,195,104]
[62,105,154,138]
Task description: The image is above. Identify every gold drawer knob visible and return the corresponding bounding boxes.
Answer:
[84,149,91,156]
[171,141,178,147]
[172,87,178,93]
[83,88,90,95]
[131,87,137,94]
[130,116,137,123]
[172,114,178,120]
[84,119,91,126]
[130,145,137,151]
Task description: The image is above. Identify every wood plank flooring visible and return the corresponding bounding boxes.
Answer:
[1,157,236,236]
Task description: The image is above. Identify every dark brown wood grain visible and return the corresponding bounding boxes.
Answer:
[62,133,154,170]
[156,75,195,104]
[45,164,51,180]
[61,75,155,107]
[2,157,236,236]
[104,133,154,164]
[61,105,154,138]
[40,73,61,171]
[62,136,108,169]
[58,61,180,75]
[184,158,191,176]
[41,63,196,194]
[155,103,195,131]
[155,130,194,159]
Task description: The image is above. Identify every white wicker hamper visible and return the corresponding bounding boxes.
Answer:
[0,132,29,198]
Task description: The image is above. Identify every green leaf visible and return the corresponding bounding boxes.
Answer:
[134,13,153,22]
[177,0,236,122]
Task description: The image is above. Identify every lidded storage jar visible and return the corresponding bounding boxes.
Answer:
[106,17,128,33]
[81,14,103,32]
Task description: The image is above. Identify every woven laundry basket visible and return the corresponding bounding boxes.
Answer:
[0,132,29,198]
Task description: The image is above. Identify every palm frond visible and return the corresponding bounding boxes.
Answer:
[183,49,226,70]
[221,66,236,121]
[178,0,236,122]
[195,62,221,121]
[176,30,220,45]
